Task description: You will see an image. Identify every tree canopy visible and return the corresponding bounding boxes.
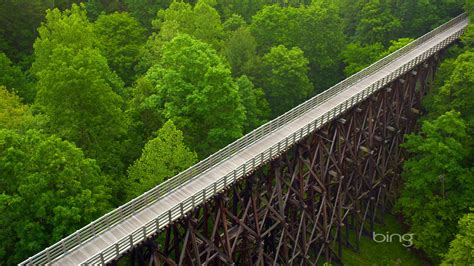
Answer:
[141,34,245,156]
[0,53,33,102]
[397,111,474,262]
[32,4,128,174]
[94,12,146,86]
[259,45,313,117]
[251,3,345,89]
[0,129,110,264]
[0,87,33,131]
[127,120,197,199]
[441,210,474,265]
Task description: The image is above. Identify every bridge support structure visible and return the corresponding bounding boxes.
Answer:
[115,55,440,266]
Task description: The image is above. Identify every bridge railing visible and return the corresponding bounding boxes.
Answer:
[22,12,468,265]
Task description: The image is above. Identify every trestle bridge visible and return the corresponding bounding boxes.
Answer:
[22,13,469,266]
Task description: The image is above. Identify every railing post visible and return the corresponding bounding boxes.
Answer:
[156,218,160,231]
[46,248,51,264]
[76,231,81,244]
[144,193,149,205]
[115,243,120,257]
[61,240,66,254]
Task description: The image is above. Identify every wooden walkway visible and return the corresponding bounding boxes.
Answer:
[36,16,468,265]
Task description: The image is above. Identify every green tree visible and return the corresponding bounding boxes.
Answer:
[0,129,110,264]
[250,4,292,54]
[214,0,266,21]
[394,0,463,38]
[32,4,128,174]
[397,111,474,262]
[223,26,259,78]
[142,34,245,156]
[430,51,474,128]
[461,23,474,49]
[342,38,414,77]
[336,0,365,37]
[259,45,313,117]
[355,0,401,45]
[223,14,247,32]
[251,3,345,89]
[127,77,166,142]
[124,76,167,170]
[152,0,224,48]
[0,86,33,130]
[94,12,146,86]
[127,120,197,199]
[123,0,172,30]
[341,42,384,76]
[467,0,474,17]
[236,75,269,132]
[379,38,414,57]
[0,53,34,102]
[84,0,125,20]
[138,0,224,73]
[0,0,82,67]
[441,210,474,265]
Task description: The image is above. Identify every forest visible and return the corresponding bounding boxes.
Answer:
[0,0,472,264]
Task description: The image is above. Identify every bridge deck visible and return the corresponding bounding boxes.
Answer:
[52,17,468,265]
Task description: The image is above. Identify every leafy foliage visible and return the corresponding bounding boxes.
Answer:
[341,42,384,76]
[223,26,259,78]
[0,53,34,102]
[429,51,474,128]
[0,0,83,67]
[236,75,270,132]
[223,14,247,32]
[251,3,345,89]
[342,38,414,76]
[380,38,414,57]
[0,86,33,130]
[127,120,197,199]
[94,12,146,86]
[397,111,474,262]
[123,0,172,30]
[152,0,224,48]
[142,34,245,157]
[355,0,401,45]
[138,0,224,73]
[441,210,474,265]
[260,45,313,117]
[0,129,110,264]
[32,4,128,174]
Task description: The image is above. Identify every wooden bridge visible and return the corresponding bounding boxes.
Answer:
[22,13,469,266]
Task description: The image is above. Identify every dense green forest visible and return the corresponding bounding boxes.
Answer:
[0,0,472,264]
